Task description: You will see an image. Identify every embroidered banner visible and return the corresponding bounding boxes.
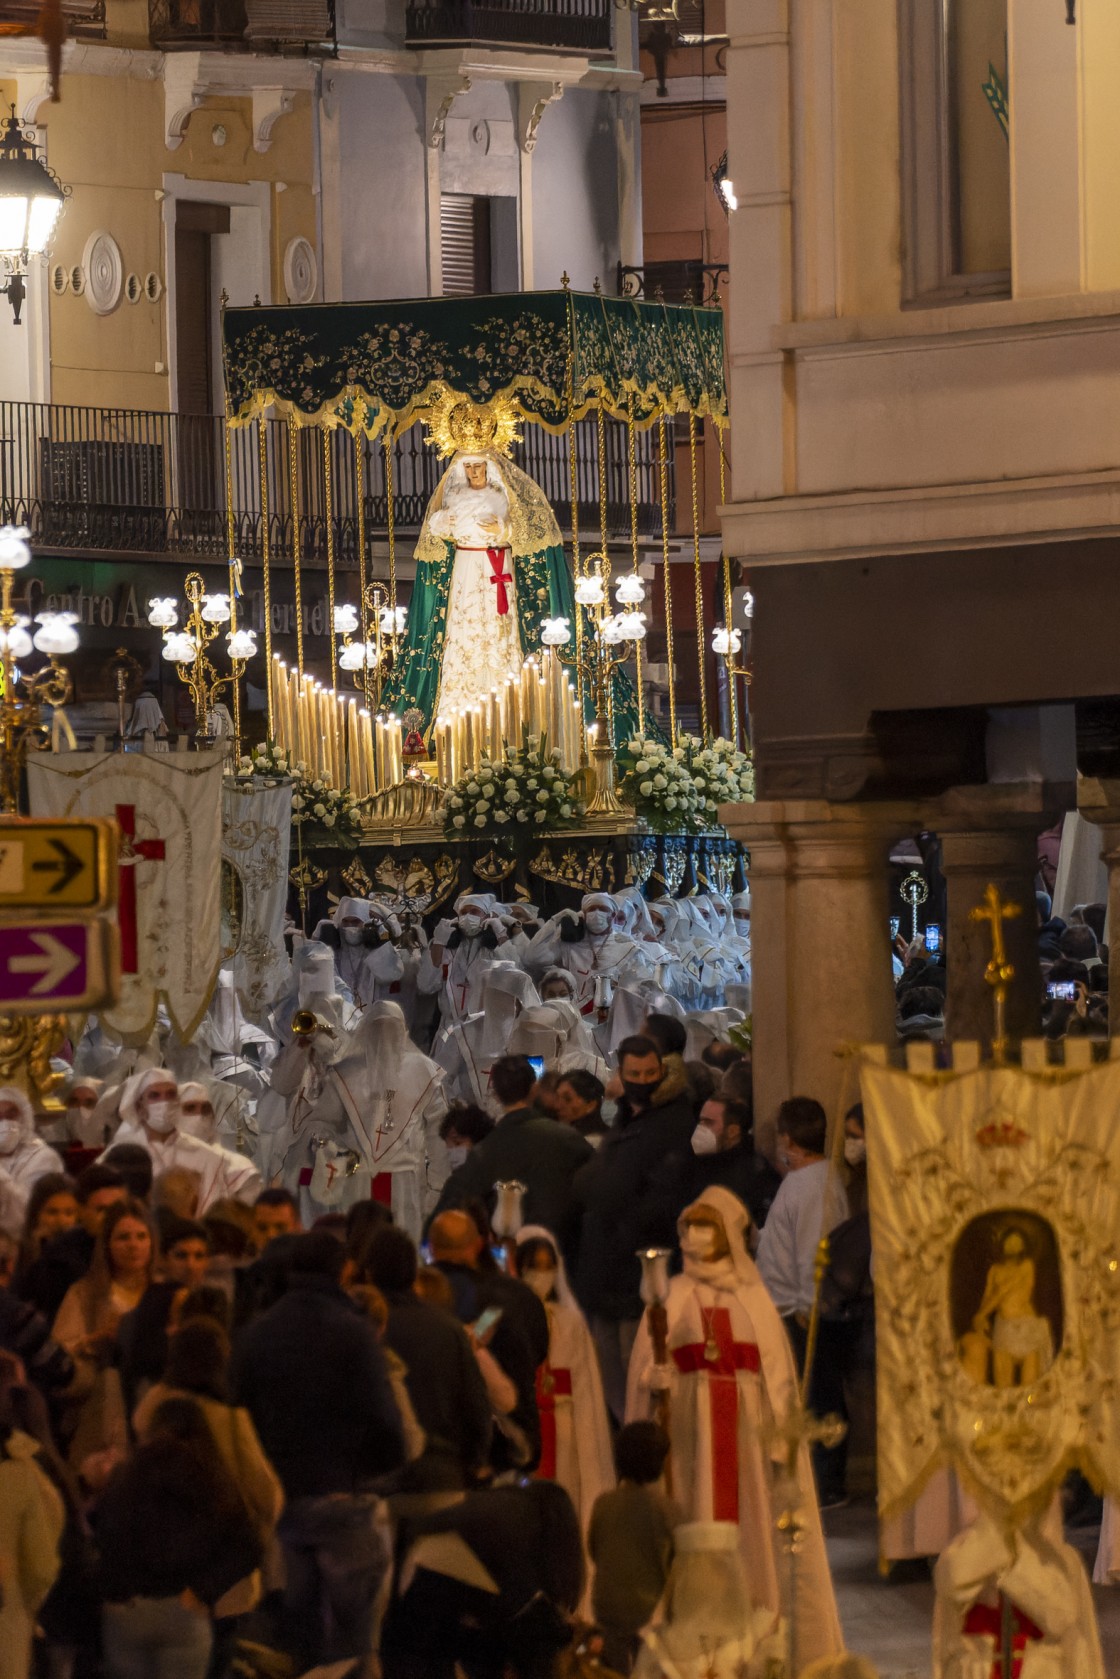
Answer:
[27,749,224,1040]
[221,778,291,1019]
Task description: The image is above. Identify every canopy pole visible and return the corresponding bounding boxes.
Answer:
[566,365,587,765]
[354,430,373,717]
[322,426,338,692]
[596,403,614,737]
[257,417,274,738]
[288,419,305,678]
[659,416,677,745]
[626,393,646,737]
[222,403,241,756]
[717,423,737,750]
[688,411,709,741]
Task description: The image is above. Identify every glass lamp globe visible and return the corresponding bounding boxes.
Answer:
[33,611,79,655]
[0,524,32,569]
[540,616,571,648]
[333,604,359,636]
[0,616,33,658]
[226,629,257,660]
[162,631,197,665]
[200,593,231,625]
[147,597,178,630]
[0,111,66,263]
[615,575,645,606]
[338,641,371,672]
[575,575,605,608]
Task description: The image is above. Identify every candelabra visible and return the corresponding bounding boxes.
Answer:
[334,584,407,710]
[555,553,647,817]
[0,525,79,814]
[147,573,256,748]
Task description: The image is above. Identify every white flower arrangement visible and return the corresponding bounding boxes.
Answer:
[621,734,754,832]
[442,737,583,838]
[233,742,363,842]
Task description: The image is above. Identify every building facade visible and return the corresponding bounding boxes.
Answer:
[721,0,1120,1118]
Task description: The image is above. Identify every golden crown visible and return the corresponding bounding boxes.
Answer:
[423,390,522,460]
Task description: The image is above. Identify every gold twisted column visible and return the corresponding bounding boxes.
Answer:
[567,363,587,763]
[322,426,338,691]
[384,435,398,652]
[659,416,677,744]
[354,430,373,716]
[688,411,709,741]
[257,419,274,737]
[717,423,737,747]
[288,419,305,678]
[626,395,646,736]
[222,404,241,752]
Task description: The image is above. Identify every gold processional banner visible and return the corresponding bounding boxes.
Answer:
[861,1052,1120,1525]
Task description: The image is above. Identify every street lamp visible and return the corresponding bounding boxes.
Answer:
[147,572,256,747]
[0,525,79,813]
[0,108,68,326]
[334,585,406,710]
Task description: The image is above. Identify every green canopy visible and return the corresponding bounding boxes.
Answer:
[222,289,726,436]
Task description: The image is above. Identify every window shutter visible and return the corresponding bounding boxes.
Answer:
[440,195,492,296]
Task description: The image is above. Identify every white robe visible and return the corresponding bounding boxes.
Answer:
[626,1271,842,1670]
[526,925,652,1023]
[538,1300,615,1539]
[417,935,505,1030]
[106,1121,260,1211]
[934,1511,1104,1679]
[0,1135,63,1194]
[429,480,520,715]
[882,1467,976,1562]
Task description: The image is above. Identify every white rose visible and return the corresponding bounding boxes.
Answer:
[474,815,487,829]
[450,796,464,810]
[535,811,547,823]
[636,760,650,774]
[313,802,327,818]
[505,780,518,794]
[322,813,336,828]
[453,815,466,829]
[653,774,667,790]
[477,799,490,813]
[466,781,480,796]
[560,803,572,817]
[666,796,677,810]
[639,780,654,796]
[536,790,549,804]
[517,810,529,822]
[495,811,510,823]
[506,790,520,805]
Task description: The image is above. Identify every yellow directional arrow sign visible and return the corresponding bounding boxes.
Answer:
[0,819,118,912]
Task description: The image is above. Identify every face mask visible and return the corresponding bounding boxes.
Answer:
[679,1225,718,1262]
[341,926,364,946]
[621,1078,657,1108]
[844,1138,867,1168]
[446,1144,469,1171]
[179,1108,214,1140]
[600,1098,619,1126]
[524,1268,557,1301]
[585,910,611,935]
[144,1099,179,1134]
[458,914,483,937]
[0,1120,20,1154]
[691,1123,719,1157]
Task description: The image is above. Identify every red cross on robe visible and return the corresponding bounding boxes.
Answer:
[486,547,512,615]
[535,1362,573,1482]
[962,1597,1044,1679]
[671,1306,760,1524]
[116,803,167,975]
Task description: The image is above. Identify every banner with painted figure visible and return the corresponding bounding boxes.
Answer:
[27,749,224,1039]
[860,1052,1120,1526]
[221,778,291,1017]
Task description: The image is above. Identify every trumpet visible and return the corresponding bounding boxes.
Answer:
[291,1010,335,1038]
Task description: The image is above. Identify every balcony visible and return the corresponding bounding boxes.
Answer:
[0,0,104,34]
[618,261,728,306]
[148,0,332,50]
[0,402,672,567]
[405,0,610,53]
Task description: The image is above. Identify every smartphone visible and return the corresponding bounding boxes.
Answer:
[419,1241,433,1265]
[924,923,941,955]
[527,1054,546,1079]
[472,1305,503,1343]
[889,917,900,940]
[1047,980,1077,1002]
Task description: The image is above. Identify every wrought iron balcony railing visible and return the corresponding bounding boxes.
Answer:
[405,0,610,53]
[0,402,672,567]
[618,260,729,306]
[148,0,332,49]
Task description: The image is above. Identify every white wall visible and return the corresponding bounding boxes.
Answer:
[325,68,430,301]
[531,86,625,291]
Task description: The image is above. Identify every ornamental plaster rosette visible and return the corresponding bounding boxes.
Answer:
[283,237,317,305]
[83,231,123,315]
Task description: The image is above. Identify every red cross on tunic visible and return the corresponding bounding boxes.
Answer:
[116,803,167,975]
[535,1362,573,1482]
[486,547,512,615]
[962,1598,1044,1678]
[671,1306,760,1524]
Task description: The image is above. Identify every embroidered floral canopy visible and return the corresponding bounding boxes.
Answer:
[221,290,727,436]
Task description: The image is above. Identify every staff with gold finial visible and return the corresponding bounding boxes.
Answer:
[970,883,1022,1067]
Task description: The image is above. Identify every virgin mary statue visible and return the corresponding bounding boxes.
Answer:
[380,397,577,735]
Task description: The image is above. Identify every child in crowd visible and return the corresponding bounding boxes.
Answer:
[588,1421,682,1675]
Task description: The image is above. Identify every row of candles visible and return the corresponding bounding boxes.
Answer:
[272,657,404,797]
[430,651,582,785]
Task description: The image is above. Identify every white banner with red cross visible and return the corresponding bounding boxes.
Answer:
[27,748,224,1039]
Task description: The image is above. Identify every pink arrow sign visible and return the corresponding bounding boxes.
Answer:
[0,923,92,1007]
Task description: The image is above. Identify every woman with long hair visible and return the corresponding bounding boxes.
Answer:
[52,1197,154,1473]
[132,1316,283,1621]
[95,1395,262,1679]
[0,1349,66,1679]
[17,1173,79,1271]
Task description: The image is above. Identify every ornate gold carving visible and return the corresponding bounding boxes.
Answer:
[370,852,460,915]
[0,1014,67,1112]
[341,856,375,898]
[624,846,656,887]
[529,844,613,893]
[361,779,443,830]
[289,858,328,895]
[473,847,517,885]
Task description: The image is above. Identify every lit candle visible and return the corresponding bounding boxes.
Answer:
[506,674,521,752]
[390,714,403,785]
[360,709,373,791]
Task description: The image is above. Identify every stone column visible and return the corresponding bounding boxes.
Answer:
[1074,777,1120,1035]
[720,797,921,1157]
[932,785,1066,1051]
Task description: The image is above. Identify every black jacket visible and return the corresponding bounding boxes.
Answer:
[16,1225,94,1320]
[648,1140,782,1237]
[232,1275,405,1499]
[381,1289,492,1480]
[573,1066,696,1319]
[0,1289,73,1394]
[435,1261,547,1470]
[432,1106,592,1251]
